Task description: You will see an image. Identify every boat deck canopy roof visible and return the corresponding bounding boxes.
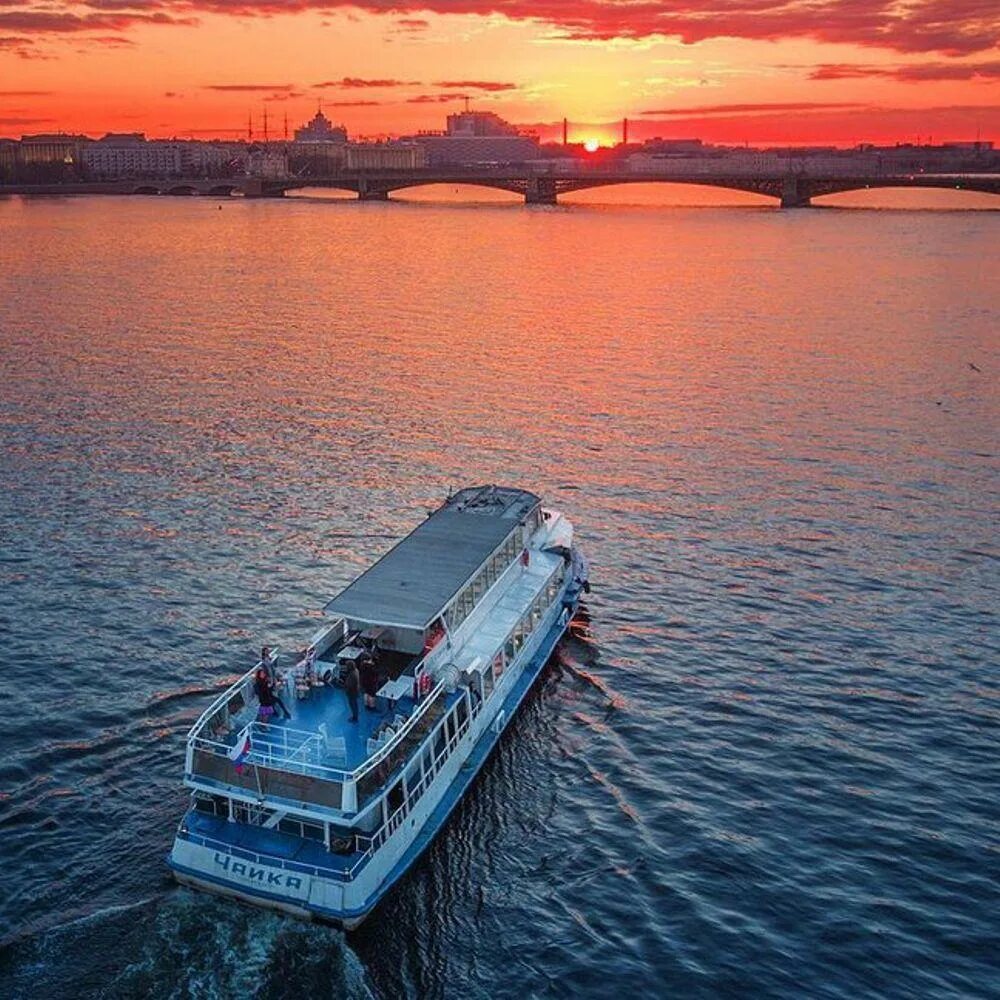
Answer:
[323,486,540,631]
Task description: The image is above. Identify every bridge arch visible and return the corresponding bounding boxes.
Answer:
[806,178,1000,206]
[384,180,525,202]
[551,178,780,206]
[283,179,366,195]
[165,184,198,196]
[382,178,525,196]
[131,185,161,195]
[554,176,784,202]
[206,184,238,196]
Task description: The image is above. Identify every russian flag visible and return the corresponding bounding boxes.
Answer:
[228,725,252,772]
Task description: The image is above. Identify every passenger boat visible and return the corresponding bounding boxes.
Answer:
[167,485,589,927]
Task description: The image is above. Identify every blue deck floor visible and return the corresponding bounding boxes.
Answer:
[259,681,418,771]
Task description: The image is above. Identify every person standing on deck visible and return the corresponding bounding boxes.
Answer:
[344,662,360,723]
[254,668,291,720]
[359,653,378,711]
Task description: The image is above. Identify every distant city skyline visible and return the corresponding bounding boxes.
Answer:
[3,105,998,150]
[1,3,997,146]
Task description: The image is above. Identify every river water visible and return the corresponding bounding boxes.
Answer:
[0,190,997,999]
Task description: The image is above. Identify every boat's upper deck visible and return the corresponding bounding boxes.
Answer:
[222,678,419,773]
[323,485,540,632]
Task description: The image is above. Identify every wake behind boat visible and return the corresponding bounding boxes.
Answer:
[167,485,589,927]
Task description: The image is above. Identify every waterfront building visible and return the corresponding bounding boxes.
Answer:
[0,139,16,180]
[289,107,350,174]
[18,133,87,167]
[81,133,183,177]
[246,146,289,179]
[344,142,427,170]
[413,133,540,166]
[445,111,521,137]
[855,141,998,171]
[638,138,706,156]
[289,141,347,173]
[405,110,540,166]
[293,108,348,144]
[79,134,247,179]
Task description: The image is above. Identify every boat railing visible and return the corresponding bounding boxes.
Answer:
[351,679,447,785]
[189,650,280,743]
[189,726,353,783]
[247,721,325,769]
[179,827,372,882]
[354,686,473,855]
[188,678,450,788]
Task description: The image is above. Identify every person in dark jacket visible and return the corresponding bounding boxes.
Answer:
[344,662,360,722]
[254,668,291,720]
[359,654,378,710]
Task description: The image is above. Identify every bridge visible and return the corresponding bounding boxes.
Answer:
[4,169,999,207]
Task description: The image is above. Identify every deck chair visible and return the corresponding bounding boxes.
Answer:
[325,735,347,763]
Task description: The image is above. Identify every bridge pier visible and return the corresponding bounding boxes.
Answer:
[525,178,558,205]
[240,178,285,198]
[780,176,811,208]
[357,177,390,201]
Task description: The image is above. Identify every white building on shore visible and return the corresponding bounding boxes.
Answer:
[80,133,243,178]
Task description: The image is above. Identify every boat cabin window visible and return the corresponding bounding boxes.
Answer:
[193,792,228,818]
[456,698,469,730]
[387,778,404,815]
[444,527,526,634]
[278,817,325,842]
[503,535,518,565]
[404,759,427,805]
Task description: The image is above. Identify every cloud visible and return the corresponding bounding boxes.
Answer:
[811,60,1000,81]
[0,115,54,124]
[406,93,466,103]
[0,9,193,33]
[0,37,50,59]
[313,77,419,88]
[324,99,383,106]
[205,83,295,91]
[80,33,135,44]
[432,80,518,91]
[641,101,868,116]
[0,88,52,94]
[395,17,428,29]
[1,0,996,57]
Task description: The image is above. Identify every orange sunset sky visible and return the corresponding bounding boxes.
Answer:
[1,2,998,144]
